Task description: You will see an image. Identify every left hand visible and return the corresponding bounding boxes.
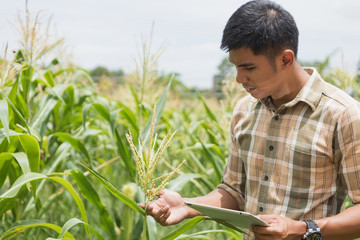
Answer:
[252,215,306,240]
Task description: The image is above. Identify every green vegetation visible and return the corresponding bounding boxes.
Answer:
[1,10,359,240]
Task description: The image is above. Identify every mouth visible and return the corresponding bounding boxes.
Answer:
[243,86,256,93]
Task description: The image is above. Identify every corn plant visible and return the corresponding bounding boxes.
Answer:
[9,6,360,240]
[126,105,185,240]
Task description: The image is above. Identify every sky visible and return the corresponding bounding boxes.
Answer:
[1,0,360,89]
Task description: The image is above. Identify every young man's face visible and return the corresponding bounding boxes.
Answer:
[229,47,285,100]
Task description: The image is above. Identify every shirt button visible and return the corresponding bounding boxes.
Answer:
[269,145,274,151]
[259,207,264,212]
[274,115,279,121]
[264,175,269,181]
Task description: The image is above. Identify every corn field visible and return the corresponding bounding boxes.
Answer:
[1,10,359,240]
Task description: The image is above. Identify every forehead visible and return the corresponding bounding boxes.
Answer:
[229,47,271,66]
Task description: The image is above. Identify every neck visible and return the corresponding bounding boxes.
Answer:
[271,63,310,107]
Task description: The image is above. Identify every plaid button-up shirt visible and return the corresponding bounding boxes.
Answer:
[218,68,360,239]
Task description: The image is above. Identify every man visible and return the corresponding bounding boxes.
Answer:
[142,1,360,239]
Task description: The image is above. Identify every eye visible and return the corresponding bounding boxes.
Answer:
[244,67,255,71]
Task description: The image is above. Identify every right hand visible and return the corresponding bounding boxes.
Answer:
[140,189,189,226]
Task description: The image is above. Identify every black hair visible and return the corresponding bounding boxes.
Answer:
[221,0,299,63]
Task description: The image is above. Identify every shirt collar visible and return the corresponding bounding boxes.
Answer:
[258,67,324,112]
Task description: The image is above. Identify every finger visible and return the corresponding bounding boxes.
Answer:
[159,211,171,226]
[145,202,156,215]
[139,202,145,209]
[159,207,171,226]
[157,189,166,197]
[154,204,169,220]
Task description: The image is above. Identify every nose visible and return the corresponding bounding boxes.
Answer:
[235,71,249,84]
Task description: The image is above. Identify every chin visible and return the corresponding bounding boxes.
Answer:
[249,92,265,99]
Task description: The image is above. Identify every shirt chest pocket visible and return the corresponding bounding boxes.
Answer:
[281,130,336,189]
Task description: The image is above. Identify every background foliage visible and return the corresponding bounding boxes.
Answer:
[1,10,359,240]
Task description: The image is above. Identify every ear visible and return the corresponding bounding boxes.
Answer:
[280,49,294,68]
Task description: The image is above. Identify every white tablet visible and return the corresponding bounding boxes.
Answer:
[184,201,269,229]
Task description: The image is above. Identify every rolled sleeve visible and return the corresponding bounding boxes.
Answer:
[217,114,246,210]
[217,180,245,209]
[336,105,360,204]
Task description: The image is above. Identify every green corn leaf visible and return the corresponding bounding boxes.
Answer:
[0,199,17,218]
[0,173,90,238]
[185,151,208,175]
[119,205,135,240]
[82,104,91,129]
[31,95,58,133]
[80,163,145,216]
[117,103,139,132]
[196,90,217,122]
[53,132,91,164]
[49,84,66,104]
[146,217,158,240]
[54,68,94,89]
[201,121,218,143]
[4,136,20,156]
[24,144,71,215]
[89,102,115,138]
[92,103,111,122]
[64,85,75,107]
[167,173,202,192]
[70,169,116,237]
[20,65,33,103]
[114,128,135,179]
[34,143,70,198]
[15,94,30,119]
[197,138,223,184]
[0,153,13,187]
[196,91,226,140]
[57,218,104,240]
[0,153,12,165]
[31,84,72,133]
[0,100,10,143]
[160,216,207,240]
[49,177,89,228]
[110,109,119,136]
[70,169,104,208]
[142,75,173,145]
[0,128,23,145]
[129,84,140,106]
[11,152,31,174]
[187,141,225,162]
[83,103,115,134]
[132,218,144,240]
[43,70,55,87]
[0,172,45,199]
[0,91,30,133]
[8,74,19,102]
[18,134,40,173]
[0,220,75,240]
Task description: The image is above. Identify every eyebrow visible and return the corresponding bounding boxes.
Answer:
[237,63,255,68]
[228,58,255,68]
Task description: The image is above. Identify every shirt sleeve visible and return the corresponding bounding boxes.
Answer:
[336,103,360,204]
[217,110,246,210]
